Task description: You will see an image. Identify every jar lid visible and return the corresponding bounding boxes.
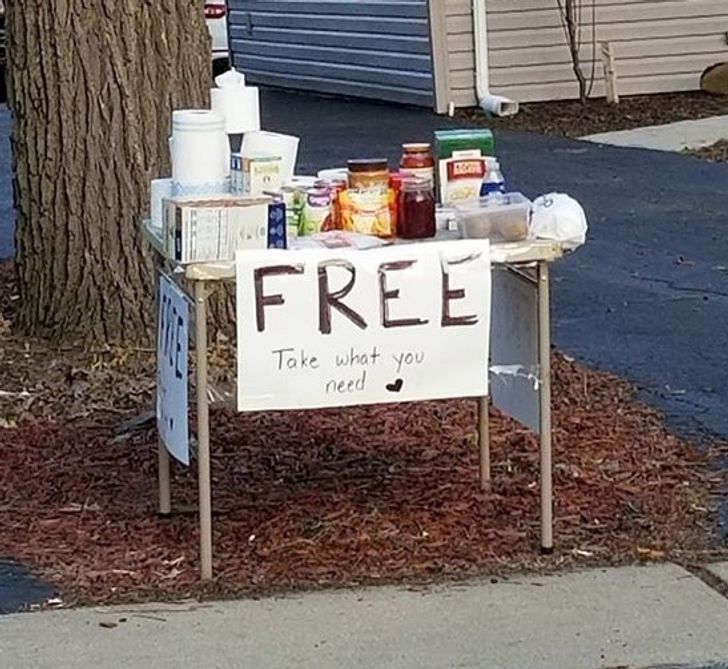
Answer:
[173,109,225,130]
[402,143,431,153]
[347,159,388,173]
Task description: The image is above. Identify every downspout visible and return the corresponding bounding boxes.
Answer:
[473,0,519,116]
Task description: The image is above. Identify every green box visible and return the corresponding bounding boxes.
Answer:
[434,128,495,160]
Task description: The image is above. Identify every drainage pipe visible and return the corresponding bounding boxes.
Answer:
[473,0,519,117]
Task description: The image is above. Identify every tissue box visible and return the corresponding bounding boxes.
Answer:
[163,195,271,263]
[231,154,283,196]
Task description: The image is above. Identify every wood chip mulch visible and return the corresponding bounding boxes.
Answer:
[1,260,727,607]
[1,350,726,607]
[460,91,728,139]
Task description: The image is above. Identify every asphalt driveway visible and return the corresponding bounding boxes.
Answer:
[1,92,727,436]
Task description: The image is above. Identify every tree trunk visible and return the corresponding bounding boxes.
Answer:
[557,0,589,104]
[6,0,211,343]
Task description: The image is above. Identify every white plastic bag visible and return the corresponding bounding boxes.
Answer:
[530,193,587,250]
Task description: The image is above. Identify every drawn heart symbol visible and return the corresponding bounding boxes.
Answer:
[386,378,404,393]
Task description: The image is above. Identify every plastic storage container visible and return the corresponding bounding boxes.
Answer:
[455,192,531,242]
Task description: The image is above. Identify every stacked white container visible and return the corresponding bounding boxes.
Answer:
[171,110,229,197]
[150,177,173,231]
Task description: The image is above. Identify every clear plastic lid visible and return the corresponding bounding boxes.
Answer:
[454,192,529,212]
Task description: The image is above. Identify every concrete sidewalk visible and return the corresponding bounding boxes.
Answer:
[2,564,728,669]
[583,115,728,152]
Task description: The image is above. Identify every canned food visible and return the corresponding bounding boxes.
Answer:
[300,188,333,236]
[280,186,304,239]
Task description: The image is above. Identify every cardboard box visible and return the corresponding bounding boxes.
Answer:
[231,154,283,196]
[267,200,287,249]
[434,129,495,205]
[163,195,271,264]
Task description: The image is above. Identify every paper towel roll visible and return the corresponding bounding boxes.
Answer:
[150,178,173,231]
[210,86,260,135]
[171,110,229,197]
[242,131,300,181]
[167,130,230,180]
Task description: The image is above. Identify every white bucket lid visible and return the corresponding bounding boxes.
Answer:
[173,109,225,131]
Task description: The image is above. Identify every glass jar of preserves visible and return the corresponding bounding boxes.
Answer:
[388,172,404,234]
[398,177,436,240]
[400,143,435,181]
[347,159,389,191]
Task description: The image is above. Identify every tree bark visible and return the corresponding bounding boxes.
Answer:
[6,0,211,343]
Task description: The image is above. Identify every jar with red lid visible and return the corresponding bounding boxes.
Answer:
[400,143,435,181]
[398,177,436,240]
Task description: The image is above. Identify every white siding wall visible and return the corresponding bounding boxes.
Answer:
[444,0,728,105]
[445,0,476,107]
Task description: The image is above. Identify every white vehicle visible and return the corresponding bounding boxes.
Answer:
[205,2,229,74]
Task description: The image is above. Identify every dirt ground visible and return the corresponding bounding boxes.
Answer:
[1,260,727,607]
[461,91,728,138]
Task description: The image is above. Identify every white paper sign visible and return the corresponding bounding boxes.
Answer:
[490,266,540,433]
[236,240,491,411]
[156,273,190,464]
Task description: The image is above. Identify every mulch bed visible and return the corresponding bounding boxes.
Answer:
[688,140,728,163]
[461,91,728,138]
[1,261,727,607]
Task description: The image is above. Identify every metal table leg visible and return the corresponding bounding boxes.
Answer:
[156,269,172,516]
[157,441,171,515]
[194,280,213,580]
[537,261,554,553]
[478,396,491,491]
